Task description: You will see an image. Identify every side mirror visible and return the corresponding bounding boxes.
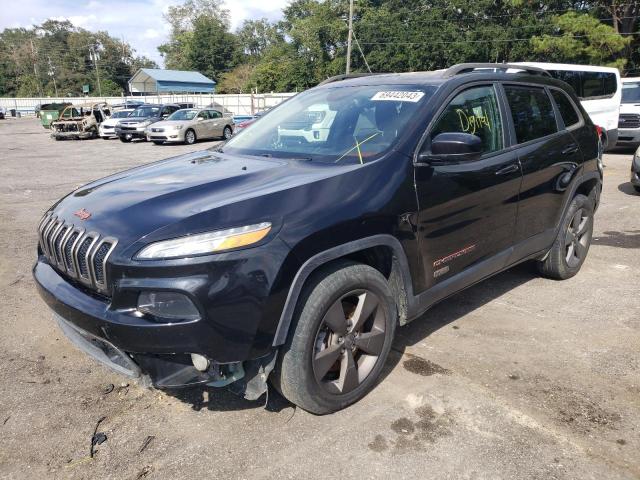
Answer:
[419,132,483,163]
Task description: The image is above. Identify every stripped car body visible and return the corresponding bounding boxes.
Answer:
[50,103,111,140]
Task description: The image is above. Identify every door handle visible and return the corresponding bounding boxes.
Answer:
[562,144,579,155]
[495,164,519,175]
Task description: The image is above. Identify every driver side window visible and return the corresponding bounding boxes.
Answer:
[430,85,504,155]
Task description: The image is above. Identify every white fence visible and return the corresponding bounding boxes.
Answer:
[0,93,296,117]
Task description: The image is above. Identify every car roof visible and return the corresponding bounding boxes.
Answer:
[513,62,621,75]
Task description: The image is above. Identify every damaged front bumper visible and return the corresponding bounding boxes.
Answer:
[34,260,277,399]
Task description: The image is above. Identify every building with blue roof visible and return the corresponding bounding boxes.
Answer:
[128,69,216,94]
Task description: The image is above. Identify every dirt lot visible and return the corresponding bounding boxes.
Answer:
[0,117,638,480]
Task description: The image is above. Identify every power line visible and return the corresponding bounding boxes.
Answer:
[358,31,640,46]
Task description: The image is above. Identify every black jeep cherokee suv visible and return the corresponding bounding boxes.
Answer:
[34,63,602,414]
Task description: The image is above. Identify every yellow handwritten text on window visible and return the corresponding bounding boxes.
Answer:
[456,109,491,134]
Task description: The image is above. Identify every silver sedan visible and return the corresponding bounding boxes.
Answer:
[146,108,235,145]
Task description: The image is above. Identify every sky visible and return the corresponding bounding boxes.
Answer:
[0,0,290,66]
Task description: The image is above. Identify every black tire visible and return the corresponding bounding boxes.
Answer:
[273,261,397,414]
[634,185,640,193]
[538,194,594,280]
[152,141,164,145]
[223,125,233,140]
[184,129,196,145]
[119,136,131,143]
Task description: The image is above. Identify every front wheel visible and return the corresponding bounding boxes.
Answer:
[273,262,397,414]
[184,129,196,145]
[538,194,594,279]
[119,135,131,143]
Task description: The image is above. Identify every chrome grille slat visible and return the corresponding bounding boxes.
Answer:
[37,213,118,295]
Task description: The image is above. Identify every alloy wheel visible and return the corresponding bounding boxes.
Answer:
[185,130,195,144]
[312,290,387,395]
[565,208,590,268]
[224,127,232,139]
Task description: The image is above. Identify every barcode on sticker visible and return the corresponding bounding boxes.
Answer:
[371,91,425,102]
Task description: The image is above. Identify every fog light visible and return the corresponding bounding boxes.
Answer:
[137,291,200,322]
[191,353,210,372]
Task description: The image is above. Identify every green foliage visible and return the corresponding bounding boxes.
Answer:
[531,11,631,69]
[0,19,157,97]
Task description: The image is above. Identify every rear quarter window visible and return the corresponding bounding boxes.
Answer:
[551,90,581,128]
[547,70,617,100]
[504,86,558,144]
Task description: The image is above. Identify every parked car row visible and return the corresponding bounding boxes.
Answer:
[45,101,236,145]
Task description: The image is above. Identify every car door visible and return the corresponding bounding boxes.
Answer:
[194,110,209,137]
[503,84,583,249]
[414,84,522,291]
[209,110,223,137]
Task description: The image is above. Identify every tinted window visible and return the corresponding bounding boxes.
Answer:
[622,82,640,103]
[197,111,209,119]
[550,70,582,96]
[582,72,617,98]
[209,110,222,119]
[551,90,580,127]
[547,70,617,99]
[430,85,504,154]
[505,86,558,143]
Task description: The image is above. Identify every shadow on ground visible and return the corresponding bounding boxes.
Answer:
[618,181,640,196]
[593,229,640,249]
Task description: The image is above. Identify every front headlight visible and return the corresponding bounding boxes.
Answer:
[174,125,184,130]
[135,222,272,259]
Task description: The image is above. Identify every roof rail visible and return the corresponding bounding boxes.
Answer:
[317,73,381,86]
[442,63,551,78]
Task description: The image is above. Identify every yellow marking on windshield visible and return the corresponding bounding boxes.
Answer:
[336,132,381,164]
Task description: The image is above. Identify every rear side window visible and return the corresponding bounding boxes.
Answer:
[547,70,617,100]
[504,86,558,144]
[430,85,504,154]
[551,90,581,127]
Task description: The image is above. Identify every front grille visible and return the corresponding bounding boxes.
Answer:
[120,125,138,131]
[619,114,640,129]
[38,213,118,294]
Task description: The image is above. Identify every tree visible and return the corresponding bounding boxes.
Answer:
[185,15,238,80]
[217,64,256,93]
[236,19,285,59]
[531,11,631,69]
[159,0,231,70]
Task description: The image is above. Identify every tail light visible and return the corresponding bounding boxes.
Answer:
[595,125,603,138]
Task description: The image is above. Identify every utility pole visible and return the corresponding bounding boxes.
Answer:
[30,39,43,97]
[90,46,102,96]
[346,0,354,75]
[47,56,58,97]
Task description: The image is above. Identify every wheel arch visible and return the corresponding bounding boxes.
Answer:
[272,235,415,346]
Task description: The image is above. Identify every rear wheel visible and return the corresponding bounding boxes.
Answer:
[223,126,233,140]
[273,262,396,414]
[538,194,594,280]
[184,129,196,145]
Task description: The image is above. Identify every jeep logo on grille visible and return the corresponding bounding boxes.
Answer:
[74,208,91,220]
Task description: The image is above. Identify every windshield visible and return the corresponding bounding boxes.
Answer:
[168,109,199,121]
[223,85,435,164]
[111,111,132,118]
[132,106,160,117]
[622,82,640,103]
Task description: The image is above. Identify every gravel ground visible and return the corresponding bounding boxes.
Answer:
[0,117,638,480]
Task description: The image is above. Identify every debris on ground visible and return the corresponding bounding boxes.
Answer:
[139,435,155,454]
[89,416,107,458]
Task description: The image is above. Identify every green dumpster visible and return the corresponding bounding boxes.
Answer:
[39,103,71,129]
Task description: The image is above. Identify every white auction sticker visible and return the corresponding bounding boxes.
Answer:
[371,91,425,102]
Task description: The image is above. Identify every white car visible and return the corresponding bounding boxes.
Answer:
[616,77,640,147]
[98,109,135,139]
[278,104,337,144]
[514,62,622,150]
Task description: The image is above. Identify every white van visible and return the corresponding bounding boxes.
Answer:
[514,63,622,149]
[616,77,640,147]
